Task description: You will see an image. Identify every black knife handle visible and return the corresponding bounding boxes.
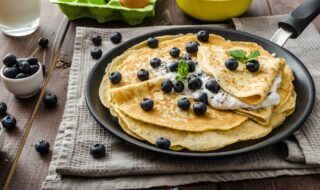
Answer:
[279,0,320,38]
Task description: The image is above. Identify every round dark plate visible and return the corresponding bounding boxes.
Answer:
[85,27,315,157]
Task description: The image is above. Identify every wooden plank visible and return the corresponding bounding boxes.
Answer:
[220,175,320,190]
[0,1,67,189]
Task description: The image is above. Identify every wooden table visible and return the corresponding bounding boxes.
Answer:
[0,0,319,189]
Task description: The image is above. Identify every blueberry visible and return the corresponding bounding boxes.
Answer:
[193,102,207,116]
[0,102,7,116]
[27,57,38,65]
[168,61,179,72]
[147,37,158,49]
[206,80,220,93]
[19,60,31,73]
[137,69,149,81]
[109,71,122,84]
[161,79,173,93]
[110,32,122,44]
[187,74,197,82]
[225,58,238,71]
[43,92,58,108]
[35,140,50,154]
[155,137,171,149]
[169,47,180,58]
[2,53,17,67]
[188,77,202,90]
[29,64,40,75]
[90,143,106,158]
[15,73,29,79]
[150,57,161,68]
[177,97,190,110]
[140,98,154,111]
[91,47,102,59]
[246,60,260,73]
[187,60,196,72]
[197,30,209,42]
[182,54,192,61]
[38,37,49,48]
[185,41,199,54]
[3,66,19,79]
[1,115,16,129]
[91,35,102,46]
[173,81,184,92]
[196,92,208,104]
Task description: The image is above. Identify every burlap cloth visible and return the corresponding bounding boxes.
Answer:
[42,16,320,189]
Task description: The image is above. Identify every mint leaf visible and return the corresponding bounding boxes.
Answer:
[246,50,260,62]
[227,50,247,62]
[175,60,189,81]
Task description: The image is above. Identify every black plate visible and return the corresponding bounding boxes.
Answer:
[85,27,315,157]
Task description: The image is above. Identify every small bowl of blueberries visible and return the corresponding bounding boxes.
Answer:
[0,53,44,98]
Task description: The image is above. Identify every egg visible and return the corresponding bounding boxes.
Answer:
[120,0,149,8]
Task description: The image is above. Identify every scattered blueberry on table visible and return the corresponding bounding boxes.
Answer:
[161,79,173,93]
[91,47,103,59]
[140,98,154,111]
[43,92,58,108]
[91,35,102,46]
[38,37,49,48]
[0,102,7,116]
[197,30,209,42]
[147,37,158,48]
[90,143,106,158]
[177,97,190,110]
[35,140,50,154]
[109,71,122,84]
[193,102,207,116]
[137,69,149,81]
[1,115,17,129]
[155,137,171,149]
[172,187,184,190]
[110,32,122,44]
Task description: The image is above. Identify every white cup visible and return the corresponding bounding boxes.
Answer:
[0,62,44,98]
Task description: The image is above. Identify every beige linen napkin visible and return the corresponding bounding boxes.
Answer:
[42,16,320,190]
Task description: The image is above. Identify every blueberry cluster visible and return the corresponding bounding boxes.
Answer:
[90,32,123,60]
[2,54,42,79]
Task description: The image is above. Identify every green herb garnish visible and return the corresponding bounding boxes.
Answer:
[175,60,189,81]
[227,49,260,62]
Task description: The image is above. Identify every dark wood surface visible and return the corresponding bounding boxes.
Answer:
[0,0,319,189]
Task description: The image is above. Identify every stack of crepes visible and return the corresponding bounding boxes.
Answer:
[99,33,296,151]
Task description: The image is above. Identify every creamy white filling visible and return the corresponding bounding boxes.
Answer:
[151,61,281,110]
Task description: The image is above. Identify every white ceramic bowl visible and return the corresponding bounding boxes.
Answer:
[0,122,4,151]
[0,62,44,98]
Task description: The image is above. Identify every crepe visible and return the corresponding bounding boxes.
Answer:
[99,32,296,152]
[197,44,285,105]
[109,77,248,132]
